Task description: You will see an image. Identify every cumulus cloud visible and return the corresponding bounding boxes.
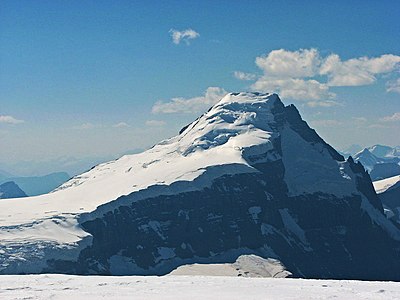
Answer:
[169,28,199,45]
[113,122,130,128]
[381,112,400,122]
[255,48,321,78]
[236,48,400,104]
[386,78,400,94]
[152,87,227,114]
[251,78,334,100]
[320,54,400,86]
[233,71,256,81]
[145,120,166,127]
[0,115,24,124]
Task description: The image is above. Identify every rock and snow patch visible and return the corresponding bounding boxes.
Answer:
[373,175,400,194]
[169,254,291,278]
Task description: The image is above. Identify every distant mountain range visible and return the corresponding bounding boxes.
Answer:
[351,145,400,181]
[0,172,70,196]
[0,150,143,178]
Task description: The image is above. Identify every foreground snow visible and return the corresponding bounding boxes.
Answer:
[0,275,399,299]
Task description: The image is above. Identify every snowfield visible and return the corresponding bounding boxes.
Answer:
[0,275,399,300]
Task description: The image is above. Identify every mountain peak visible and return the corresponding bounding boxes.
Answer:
[216,92,280,105]
[1,92,398,279]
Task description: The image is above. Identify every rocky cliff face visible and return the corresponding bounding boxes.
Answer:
[1,92,400,280]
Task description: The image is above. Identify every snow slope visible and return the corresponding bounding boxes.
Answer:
[0,275,400,300]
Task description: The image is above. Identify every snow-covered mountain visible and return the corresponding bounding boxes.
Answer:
[0,181,27,199]
[369,144,400,159]
[1,92,400,280]
[354,148,400,180]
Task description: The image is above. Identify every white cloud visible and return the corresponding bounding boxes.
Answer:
[233,71,256,81]
[320,54,400,86]
[145,120,166,127]
[251,78,334,101]
[381,112,400,122]
[113,122,130,128]
[386,78,400,94]
[255,48,321,78]
[152,87,227,114]
[236,49,400,103]
[0,115,24,124]
[169,28,199,45]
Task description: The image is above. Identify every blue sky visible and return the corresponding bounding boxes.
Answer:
[1,1,399,174]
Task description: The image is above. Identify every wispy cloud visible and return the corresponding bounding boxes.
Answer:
[352,117,368,125]
[0,115,24,124]
[169,28,199,45]
[310,119,343,127]
[73,123,98,130]
[381,112,400,122]
[152,87,227,114]
[234,48,400,106]
[307,100,341,108]
[386,78,400,94]
[233,71,256,81]
[112,122,130,128]
[145,120,166,127]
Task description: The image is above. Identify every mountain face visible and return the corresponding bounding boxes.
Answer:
[0,181,27,199]
[1,92,400,280]
[354,148,400,181]
[0,172,70,196]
